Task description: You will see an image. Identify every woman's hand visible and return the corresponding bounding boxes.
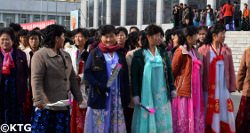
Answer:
[171,90,177,98]
[133,96,140,105]
[78,101,86,109]
[36,103,46,110]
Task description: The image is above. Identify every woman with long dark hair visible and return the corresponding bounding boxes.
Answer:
[131,24,175,133]
[171,26,204,133]
[198,24,236,133]
[124,31,142,133]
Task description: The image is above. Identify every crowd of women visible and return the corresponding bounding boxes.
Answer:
[173,1,250,31]
[0,22,250,133]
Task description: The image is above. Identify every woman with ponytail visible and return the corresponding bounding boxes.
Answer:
[171,26,205,133]
[131,24,175,133]
[198,24,236,133]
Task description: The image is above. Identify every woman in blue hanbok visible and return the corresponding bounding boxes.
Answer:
[131,24,176,133]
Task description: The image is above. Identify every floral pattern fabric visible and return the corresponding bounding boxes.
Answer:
[132,49,173,133]
[172,51,205,133]
[84,52,126,133]
[31,109,70,133]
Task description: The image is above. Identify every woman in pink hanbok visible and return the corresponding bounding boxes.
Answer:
[172,26,205,133]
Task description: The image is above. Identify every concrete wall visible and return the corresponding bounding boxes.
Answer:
[224,31,250,75]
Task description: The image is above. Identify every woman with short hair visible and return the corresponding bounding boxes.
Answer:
[84,25,130,133]
[65,28,90,133]
[23,29,42,123]
[31,24,83,132]
[0,27,29,125]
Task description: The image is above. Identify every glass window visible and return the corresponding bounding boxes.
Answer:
[126,0,137,25]
[65,16,70,29]
[20,14,29,24]
[110,0,120,26]
[48,15,56,21]
[88,0,93,27]
[33,15,41,22]
[143,0,156,24]
[3,13,15,26]
[217,0,227,8]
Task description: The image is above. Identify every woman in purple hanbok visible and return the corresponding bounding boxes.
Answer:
[84,25,130,133]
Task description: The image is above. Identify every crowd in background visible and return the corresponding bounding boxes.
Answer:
[172,1,250,31]
[0,13,250,133]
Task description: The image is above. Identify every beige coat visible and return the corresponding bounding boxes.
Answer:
[31,47,83,110]
[237,47,250,96]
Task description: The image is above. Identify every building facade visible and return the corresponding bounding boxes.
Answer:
[0,0,80,29]
[81,0,250,29]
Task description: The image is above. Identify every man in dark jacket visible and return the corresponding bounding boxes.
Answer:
[233,1,242,30]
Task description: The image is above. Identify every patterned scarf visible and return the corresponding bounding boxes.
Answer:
[98,42,120,53]
[1,48,15,75]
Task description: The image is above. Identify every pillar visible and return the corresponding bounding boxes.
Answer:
[137,0,143,29]
[207,0,216,10]
[80,0,87,27]
[120,0,126,26]
[106,0,111,24]
[93,0,99,28]
[156,0,164,25]
[179,0,188,4]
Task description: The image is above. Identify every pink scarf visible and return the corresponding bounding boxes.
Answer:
[1,48,15,75]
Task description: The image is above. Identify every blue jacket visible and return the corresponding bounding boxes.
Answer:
[0,48,28,104]
[84,47,130,109]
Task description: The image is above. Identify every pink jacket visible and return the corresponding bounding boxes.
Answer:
[198,44,236,92]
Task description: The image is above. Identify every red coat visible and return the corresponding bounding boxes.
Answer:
[223,4,234,17]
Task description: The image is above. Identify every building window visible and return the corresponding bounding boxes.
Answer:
[3,13,15,26]
[65,16,70,29]
[20,14,29,24]
[48,15,56,21]
[34,15,41,22]
[126,0,137,25]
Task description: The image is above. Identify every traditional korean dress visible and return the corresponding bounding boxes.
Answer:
[205,46,235,133]
[84,52,127,133]
[172,48,205,133]
[132,48,173,133]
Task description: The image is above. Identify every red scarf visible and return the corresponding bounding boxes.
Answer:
[1,48,15,75]
[98,42,120,53]
[206,46,223,125]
